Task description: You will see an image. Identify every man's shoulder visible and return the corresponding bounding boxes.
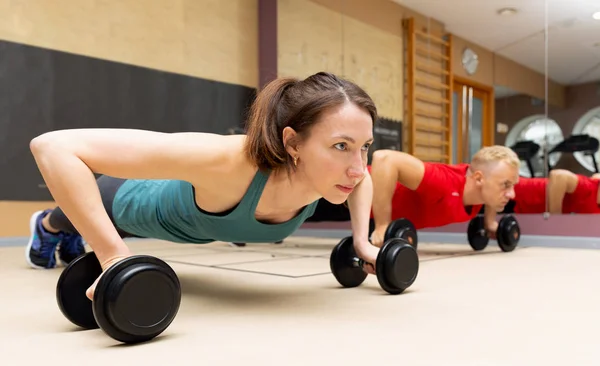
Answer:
[423,162,468,177]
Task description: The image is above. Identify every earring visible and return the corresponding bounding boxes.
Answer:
[293,156,298,167]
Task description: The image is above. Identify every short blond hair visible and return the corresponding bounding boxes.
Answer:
[470,145,520,170]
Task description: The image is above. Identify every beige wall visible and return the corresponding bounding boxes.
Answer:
[277,0,447,143]
[452,35,565,108]
[0,202,55,237]
[452,36,495,87]
[0,0,258,88]
[277,0,406,121]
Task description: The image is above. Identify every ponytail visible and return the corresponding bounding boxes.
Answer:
[244,77,298,171]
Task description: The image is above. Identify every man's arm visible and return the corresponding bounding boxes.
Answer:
[547,169,579,214]
[370,149,425,229]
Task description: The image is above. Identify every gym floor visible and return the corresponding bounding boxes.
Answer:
[2,233,600,365]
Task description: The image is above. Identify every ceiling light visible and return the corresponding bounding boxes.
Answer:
[497,7,518,16]
[593,11,600,20]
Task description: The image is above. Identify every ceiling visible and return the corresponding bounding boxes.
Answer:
[393,0,600,87]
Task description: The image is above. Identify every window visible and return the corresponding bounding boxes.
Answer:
[571,106,600,173]
[504,114,564,177]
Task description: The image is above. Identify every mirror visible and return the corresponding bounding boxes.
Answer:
[542,1,600,216]
[486,1,600,219]
[488,2,553,219]
[395,0,600,233]
[395,0,551,221]
[496,89,563,178]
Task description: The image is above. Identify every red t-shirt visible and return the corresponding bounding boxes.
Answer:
[369,163,482,229]
[513,177,547,214]
[562,175,600,213]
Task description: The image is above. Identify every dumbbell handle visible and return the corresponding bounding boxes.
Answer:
[351,256,373,269]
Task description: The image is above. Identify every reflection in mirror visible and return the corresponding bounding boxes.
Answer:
[494,85,563,179]
[392,0,600,231]
[489,2,600,218]
[481,2,549,220]
[504,114,563,177]
[396,0,547,220]
[542,3,600,215]
[570,107,600,174]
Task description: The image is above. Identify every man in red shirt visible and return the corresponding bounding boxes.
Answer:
[562,173,600,214]
[506,169,600,214]
[306,146,521,245]
[548,169,600,214]
[369,145,521,246]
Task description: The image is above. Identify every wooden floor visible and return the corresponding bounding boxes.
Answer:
[2,236,600,365]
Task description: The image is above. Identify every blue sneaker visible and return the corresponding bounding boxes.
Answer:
[25,210,62,269]
[58,232,86,266]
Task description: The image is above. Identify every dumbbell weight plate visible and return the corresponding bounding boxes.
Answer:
[375,238,419,295]
[93,255,181,344]
[467,216,489,251]
[329,237,368,288]
[56,252,102,330]
[497,215,520,252]
[384,218,418,249]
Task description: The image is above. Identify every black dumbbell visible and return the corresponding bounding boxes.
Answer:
[496,214,520,252]
[56,252,181,344]
[329,236,419,295]
[467,214,520,252]
[384,218,418,249]
[467,216,489,251]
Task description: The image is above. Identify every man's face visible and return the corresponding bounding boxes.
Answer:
[477,161,520,211]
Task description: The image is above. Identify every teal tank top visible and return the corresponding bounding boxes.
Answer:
[111,170,318,244]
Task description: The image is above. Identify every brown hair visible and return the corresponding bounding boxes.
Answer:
[244,72,377,171]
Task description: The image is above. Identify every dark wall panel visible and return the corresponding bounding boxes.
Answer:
[368,118,402,164]
[0,40,256,201]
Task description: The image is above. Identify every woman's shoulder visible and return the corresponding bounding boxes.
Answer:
[187,133,258,182]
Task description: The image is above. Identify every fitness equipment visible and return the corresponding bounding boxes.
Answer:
[467,214,521,252]
[56,252,181,344]
[384,218,418,249]
[510,140,541,178]
[329,236,419,295]
[467,216,489,251]
[547,134,599,174]
[496,215,520,252]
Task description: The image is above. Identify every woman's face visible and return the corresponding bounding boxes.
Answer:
[289,102,374,204]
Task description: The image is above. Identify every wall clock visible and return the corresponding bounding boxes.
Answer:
[462,47,479,75]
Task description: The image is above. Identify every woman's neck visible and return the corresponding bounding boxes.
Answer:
[259,168,321,214]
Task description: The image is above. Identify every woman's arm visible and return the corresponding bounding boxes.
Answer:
[346,171,378,273]
[30,128,239,266]
[347,172,373,244]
